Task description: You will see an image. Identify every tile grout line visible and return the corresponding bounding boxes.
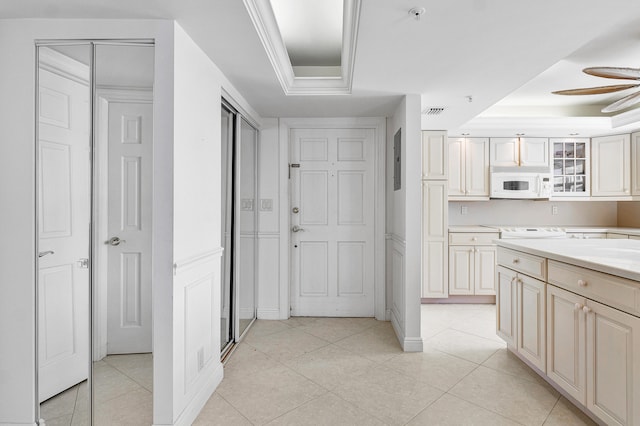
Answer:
[541,395,562,426]
[212,392,258,426]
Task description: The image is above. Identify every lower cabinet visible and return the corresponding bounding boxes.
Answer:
[449,245,496,295]
[496,265,546,371]
[547,284,640,426]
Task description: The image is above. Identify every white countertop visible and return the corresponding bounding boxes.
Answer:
[448,225,500,233]
[496,239,640,282]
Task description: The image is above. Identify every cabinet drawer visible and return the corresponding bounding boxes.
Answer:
[449,232,499,245]
[497,248,546,280]
[548,260,640,317]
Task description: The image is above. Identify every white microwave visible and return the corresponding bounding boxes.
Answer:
[490,167,552,199]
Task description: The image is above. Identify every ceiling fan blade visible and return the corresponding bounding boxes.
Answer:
[584,67,640,80]
[601,90,640,113]
[552,84,639,95]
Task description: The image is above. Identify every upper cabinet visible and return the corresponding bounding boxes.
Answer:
[448,137,489,199]
[551,138,590,197]
[632,132,640,196]
[422,131,447,180]
[591,134,630,197]
[490,137,549,167]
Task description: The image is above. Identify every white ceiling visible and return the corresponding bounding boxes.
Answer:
[5,0,640,136]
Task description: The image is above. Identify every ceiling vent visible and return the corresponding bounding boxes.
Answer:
[423,107,445,115]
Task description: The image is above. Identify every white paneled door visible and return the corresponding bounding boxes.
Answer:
[38,68,90,402]
[106,101,153,353]
[290,128,375,316]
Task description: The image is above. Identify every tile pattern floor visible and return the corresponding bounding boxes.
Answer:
[39,353,153,425]
[195,304,597,426]
[41,305,597,425]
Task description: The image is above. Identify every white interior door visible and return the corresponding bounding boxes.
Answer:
[106,101,153,354]
[290,128,375,317]
[38,67,90,402]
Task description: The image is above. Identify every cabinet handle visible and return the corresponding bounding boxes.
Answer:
[583,306,592,314]
[513,258,520,264]
[574,303,583,311]
[472,237,478,241]
[577,279,587,287]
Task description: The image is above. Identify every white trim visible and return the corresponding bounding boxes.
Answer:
[242,0,361,95]
[173,248,224,275]
[38,47,89,85]
[164,362,224,426]
[390,313,423,352]
[257,308,282,320]
[95,86,153,103]
[278,117,386,320]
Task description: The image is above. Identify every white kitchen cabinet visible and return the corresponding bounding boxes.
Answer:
[586,299,640,426]
[551,138,590,196]
[547,285,586,404]
[496,265,517,347]
[449,243,497,295]
[591,134,631,197]
[490,137,549,167]
[448,137,489,199]
[496,261,546,371]
[422,180,448,297]
[422,131,447,180]
[631,236,640,240]
[632,132,640,196]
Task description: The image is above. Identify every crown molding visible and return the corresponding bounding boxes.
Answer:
[243,0,361,95]
[38,47,90,85]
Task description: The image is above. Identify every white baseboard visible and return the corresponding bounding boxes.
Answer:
[2,423,38,426]
[390,311,423,352]
[165,362,224,426]
[257,308,284,320]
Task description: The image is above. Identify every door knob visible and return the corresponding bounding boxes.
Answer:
[107,236,126,246]
[292,225,306,233]
[38,250,54,258]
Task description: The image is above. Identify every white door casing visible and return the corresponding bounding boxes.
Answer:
[38,67,90,402]
[106,101,153,354]
[290,128,375,317]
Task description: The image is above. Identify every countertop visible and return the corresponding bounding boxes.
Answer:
[448,225,500,233]
[449,225,640,237]
[495,239,640,282]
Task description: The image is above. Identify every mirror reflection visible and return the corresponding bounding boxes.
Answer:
[37,42,154,425]
[37,43,92,425]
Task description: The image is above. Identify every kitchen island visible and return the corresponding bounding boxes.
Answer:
[494,238,640,426]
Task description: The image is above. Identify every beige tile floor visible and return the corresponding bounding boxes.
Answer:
[42,305,597,425]
[195,304,597,426]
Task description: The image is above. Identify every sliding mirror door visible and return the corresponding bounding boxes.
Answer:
[37,43,92,425]
[93,42,154,424]
[220,103,258,358]
[36,40,154,425]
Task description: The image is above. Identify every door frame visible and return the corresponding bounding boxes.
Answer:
[278,117,386,320]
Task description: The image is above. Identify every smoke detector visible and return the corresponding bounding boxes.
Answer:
[408,7,426,20]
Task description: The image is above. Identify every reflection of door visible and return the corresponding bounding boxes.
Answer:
[290,128,375,317]
[106,101,153,354]
[38,68,90,402]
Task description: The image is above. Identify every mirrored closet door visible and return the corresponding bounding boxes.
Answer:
[36,40,154,425]
[220,102,258,359]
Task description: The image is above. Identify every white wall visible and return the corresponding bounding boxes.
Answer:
[449,200,618,226]
[386,95,423,351]
[0,19,175,425]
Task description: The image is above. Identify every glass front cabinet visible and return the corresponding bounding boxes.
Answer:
[551,138,590,196]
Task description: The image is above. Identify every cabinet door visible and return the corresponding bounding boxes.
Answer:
[449,246,473,295]
[490,138,519,167]
[586,300,640,426]
[422,131,447,180]
[520,138,549,167]
[592,134,631,196]
[632,132,640,196]
[607,233,629,239]
[517,274,546,372]
[474,246,496,295]
[466,138,490,196]
[422,180,448,297]
[496,265,517,346]
[546,285,586,404]
[448,138,465,197]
